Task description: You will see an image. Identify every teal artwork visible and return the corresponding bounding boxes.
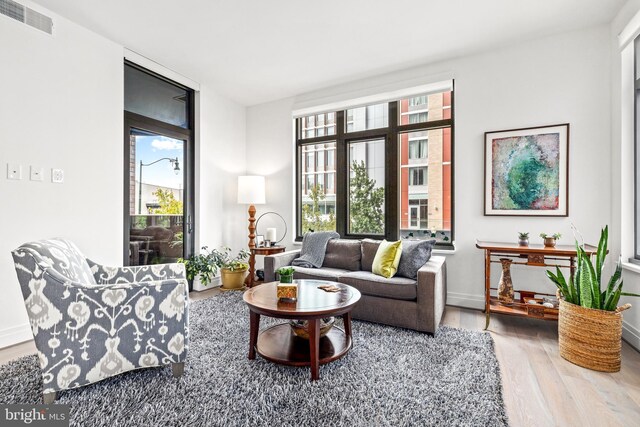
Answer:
[485,124,568,216]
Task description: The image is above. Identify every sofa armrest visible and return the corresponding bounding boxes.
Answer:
[416,255,447,333]
[87,260,186,284]
[264,250,301,282]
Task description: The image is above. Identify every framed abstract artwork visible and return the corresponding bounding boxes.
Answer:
[484,124,569,216]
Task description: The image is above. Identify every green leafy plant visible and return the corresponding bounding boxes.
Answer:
[210,247,250,272]
[518,232,529,239]
[540,232,561,239]
[546,226,640,311]
[178,246,217,285]
[277,267,295,276]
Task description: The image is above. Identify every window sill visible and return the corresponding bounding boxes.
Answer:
[622,261,640,275]
[291,240,456,253]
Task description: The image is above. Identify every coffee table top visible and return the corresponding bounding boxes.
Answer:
[243,280,361,317]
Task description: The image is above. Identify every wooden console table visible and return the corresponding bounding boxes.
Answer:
[475,240,598,330]
[247,246,285,287]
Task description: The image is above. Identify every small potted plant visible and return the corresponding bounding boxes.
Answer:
[277,266,295,283]
[276,267,297,300]
[540,232,561,247]
[178,246,219,292]
[518,232,529,246]
[209,247,250,291]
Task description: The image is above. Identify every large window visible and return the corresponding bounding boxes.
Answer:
[124,62,195,267]
[295,83,454,247]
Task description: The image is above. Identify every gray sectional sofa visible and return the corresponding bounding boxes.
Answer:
[264,239,447,334]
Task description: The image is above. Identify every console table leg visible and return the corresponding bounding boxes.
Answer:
[485,311,491,330]
[248,310,260,360]
[484,249,491,330]
[309,318,320,381]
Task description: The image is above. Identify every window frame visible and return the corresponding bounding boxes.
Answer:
[295,83,455,248]
[634,37,640,262]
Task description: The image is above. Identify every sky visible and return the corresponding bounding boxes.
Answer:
[135,135,184,189]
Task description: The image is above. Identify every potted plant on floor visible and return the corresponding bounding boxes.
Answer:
[546,226,640,372]
[210,247,250,291]
[178,246,219,291]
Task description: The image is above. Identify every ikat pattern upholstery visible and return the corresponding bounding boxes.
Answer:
[12,239,189,395]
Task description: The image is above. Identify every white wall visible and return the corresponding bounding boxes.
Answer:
[0,3,247,348]
[0,4,123,347]
[247,26,613,311]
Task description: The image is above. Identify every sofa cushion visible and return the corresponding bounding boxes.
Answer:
[293,266,349,281]
[322,239,362,271]
[338,271,417,301]
[361,239,382,272]
[397,239,436,279]
[372,240,402,278]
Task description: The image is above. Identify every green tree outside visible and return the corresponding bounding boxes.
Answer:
[349,160,384,234]
[150,188,183,214]
[301,184,336,233]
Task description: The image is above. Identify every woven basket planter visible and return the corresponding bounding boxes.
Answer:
[558,299,631,372]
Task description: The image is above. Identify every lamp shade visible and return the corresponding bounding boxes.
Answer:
[237,175,266,204]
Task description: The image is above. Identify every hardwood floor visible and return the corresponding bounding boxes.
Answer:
[2,290,639,426]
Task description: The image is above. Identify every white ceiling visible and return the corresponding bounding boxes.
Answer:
[31,0,624,106]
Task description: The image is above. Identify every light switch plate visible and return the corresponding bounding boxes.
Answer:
[51,168,64,183]
[7,163,22,180]
[30,166,44,181]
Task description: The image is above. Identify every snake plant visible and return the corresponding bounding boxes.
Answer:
[546,226,640,311]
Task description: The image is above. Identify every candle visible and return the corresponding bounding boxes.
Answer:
[266,228,277,243]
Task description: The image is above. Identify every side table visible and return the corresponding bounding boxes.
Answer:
[247,246,285,287]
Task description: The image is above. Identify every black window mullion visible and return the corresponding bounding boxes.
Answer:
[386,101,399,241]
[335,111,347,238]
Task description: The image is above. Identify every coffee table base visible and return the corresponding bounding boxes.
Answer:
[256,324,352,371]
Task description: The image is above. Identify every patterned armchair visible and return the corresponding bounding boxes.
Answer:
[11,239,189,403]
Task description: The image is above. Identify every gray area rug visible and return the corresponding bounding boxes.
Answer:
[0,292,508,426]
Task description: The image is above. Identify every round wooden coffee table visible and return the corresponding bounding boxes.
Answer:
[243,279,361,380]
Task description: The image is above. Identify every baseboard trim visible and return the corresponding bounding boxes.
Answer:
[0,323,32,349]
[622,320,640,352]
[447,292,484,310]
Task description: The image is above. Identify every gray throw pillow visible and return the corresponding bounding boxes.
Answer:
[396,239,436,279]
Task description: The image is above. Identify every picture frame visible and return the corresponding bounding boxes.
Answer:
[484,124,569,216]
[255,235,265,248]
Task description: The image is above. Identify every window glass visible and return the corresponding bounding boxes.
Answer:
[399,91,452,125]
[124,64,189,128]
[399,129,451,243]
[346,103,389,132]
[300,112,337,139]
[348,138,385,234]
[300,142,336,233]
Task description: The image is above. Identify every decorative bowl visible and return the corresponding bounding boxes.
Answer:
[289,317,335,340]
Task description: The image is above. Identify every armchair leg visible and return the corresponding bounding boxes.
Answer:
[43,391,57,404]
[172,362,185,378]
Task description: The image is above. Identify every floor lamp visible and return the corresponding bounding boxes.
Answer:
[237,175,266,249]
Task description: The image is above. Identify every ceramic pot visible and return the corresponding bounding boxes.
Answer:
[518,238,529,246]
[544,237,557,248]
[220,268,248,290]
[498,258,514,305]
[191,275,220,292]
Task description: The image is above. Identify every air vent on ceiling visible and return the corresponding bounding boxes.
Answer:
[0,0,53,35]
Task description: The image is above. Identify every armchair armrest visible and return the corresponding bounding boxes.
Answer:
[87,260,186,284]
[416,256,447,333]
[264,250,301,282]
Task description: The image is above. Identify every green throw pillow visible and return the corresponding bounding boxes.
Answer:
[372,240,402,278]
